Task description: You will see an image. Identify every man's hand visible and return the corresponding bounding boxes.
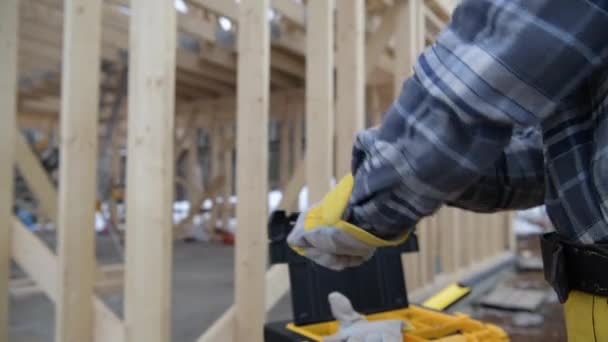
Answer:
[323,292,404,342]
[287,174,408,271]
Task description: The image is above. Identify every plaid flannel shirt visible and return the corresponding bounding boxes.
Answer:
[346,0,608,244]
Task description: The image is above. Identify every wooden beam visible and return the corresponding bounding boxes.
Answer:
[124,1,176,341]
[336,0,365,176]
[0,1,18,338]
[278,158,305,212]
[14,133,58,223]
[55,1,102,341]
[279,119,292,185]
[11,218,125,342]
[198,264,289,342]
[222,125,234,229]
[198,156,304,342]
[271,0,305,26]
[365,2,403,78]
[234,0,270,340]
[306,0,334,203]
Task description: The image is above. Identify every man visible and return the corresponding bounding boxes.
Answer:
[288,0,608,340]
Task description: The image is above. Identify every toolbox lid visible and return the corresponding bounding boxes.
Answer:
[268,211,418,326]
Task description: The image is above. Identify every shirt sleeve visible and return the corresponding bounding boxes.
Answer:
[345,0,608,240]
[447,126,545,212]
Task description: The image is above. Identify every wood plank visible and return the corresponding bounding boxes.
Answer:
[222,125,234,229]
[0,1,18,338]
[279,119,292,185]
[55,1,102,341]
[12,219,58,301]
[277,158,306,213]
[336,0,365,177]
[198,157,303,341]
[124,0,176,341]
[198,264,289,342]
[234,0,270,340]
[11,218,125,342]
[270,0,305,26]
[306,0,334,204]
[365,1,404,78]
[14,133,59,229]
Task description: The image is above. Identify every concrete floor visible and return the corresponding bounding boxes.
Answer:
[9,233,293,342]
[10,233,564,342]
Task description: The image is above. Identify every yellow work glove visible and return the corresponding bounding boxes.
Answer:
[287,174,409,271]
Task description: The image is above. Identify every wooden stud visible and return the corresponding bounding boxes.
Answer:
[0,1,18,338]
[14,133,58,224]
[280,119,292,186]
[336,0,365,177]
[365,1,405,78]
[55,1,102,341]
[11,218,125,342]
[222,125,235,230]
[124,0,176,341]
[234,0,270,341]
[198,157,305,342]
[209,126,222,231]
[306,0,334,203]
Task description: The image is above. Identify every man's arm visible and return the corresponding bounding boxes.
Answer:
[448,126,545,212]
[346,0,608,240]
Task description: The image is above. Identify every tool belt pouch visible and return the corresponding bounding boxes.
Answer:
[541,232,608,303]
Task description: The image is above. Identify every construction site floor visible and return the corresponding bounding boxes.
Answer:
[9,232,565,341]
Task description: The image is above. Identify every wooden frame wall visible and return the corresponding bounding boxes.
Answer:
[6,1,515,342]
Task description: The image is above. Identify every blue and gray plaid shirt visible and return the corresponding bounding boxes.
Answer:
[347,0,608,244]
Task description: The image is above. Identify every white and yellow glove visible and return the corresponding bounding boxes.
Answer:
[287,174,408,271]
[324,292,405,342]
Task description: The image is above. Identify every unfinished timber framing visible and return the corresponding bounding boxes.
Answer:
[233,0,271,341]
[336,0,365,176]
[56,1,102,340]
[306,0,334,203]
[124,0,176,341]
[7,1,516,341]
[0,1,19,340]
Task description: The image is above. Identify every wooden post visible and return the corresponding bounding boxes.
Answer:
[209,126,221,231]
[280,119,292,186]
[0,1,18,339]
[222,125,234,230]
[293,110,304,165]
[336,0,365,177]
[124,0,176,341]
[56,1,102,341]
[14,133,58,224]
[306,0,334,203]
[234,0,270,341]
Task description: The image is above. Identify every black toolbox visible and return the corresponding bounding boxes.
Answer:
[264,210,418,341]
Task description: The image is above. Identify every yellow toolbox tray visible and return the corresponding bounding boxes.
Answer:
[286,304,508,341]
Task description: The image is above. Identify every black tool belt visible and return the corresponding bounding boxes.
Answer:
[540,232,608,303]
